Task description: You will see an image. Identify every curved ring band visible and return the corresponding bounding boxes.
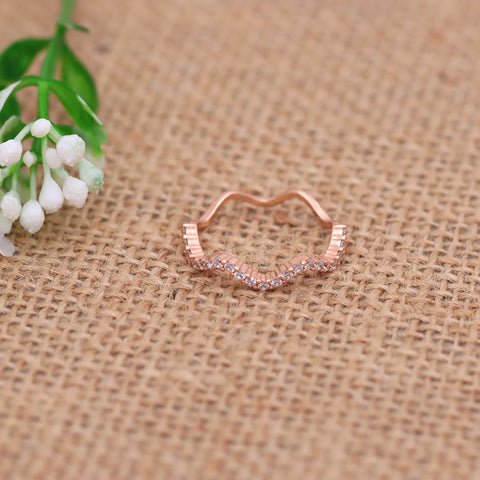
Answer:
[182,190,347,290]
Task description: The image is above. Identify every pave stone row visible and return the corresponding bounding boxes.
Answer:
[186,254,343,290]
[183,224,347,291]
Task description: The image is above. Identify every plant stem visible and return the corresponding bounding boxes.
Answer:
[29,164,37,200]
[14,122,34,141]
[58,0,76,25]
[37,0,76,119]
[11,165,19,192]
[40,137,51,181]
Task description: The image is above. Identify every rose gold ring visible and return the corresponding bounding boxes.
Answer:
[182,190,347,291]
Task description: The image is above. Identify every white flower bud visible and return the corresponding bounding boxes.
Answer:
[63,176,88,208]
[0,212,12,235]
[30,118,51,138]
[39,176,63,214]
[1,191,22,221]
[20,199,45,234]
[23,151,37,168]
[0,139,22,166]
[56,134,85,167]
[0,236,15,256]
[44,148,62,169]
[78,158,104,193]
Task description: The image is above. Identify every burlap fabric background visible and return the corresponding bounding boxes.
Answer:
[1,0,479,479]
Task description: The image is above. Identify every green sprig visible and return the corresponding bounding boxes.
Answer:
[0,0,102,125]
[0,0,107,254]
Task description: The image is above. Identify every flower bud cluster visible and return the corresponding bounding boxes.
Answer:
[0,119,105,255]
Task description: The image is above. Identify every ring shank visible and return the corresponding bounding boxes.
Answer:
[197,189,333,229]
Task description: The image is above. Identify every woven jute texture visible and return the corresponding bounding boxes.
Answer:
[1,0,480,479]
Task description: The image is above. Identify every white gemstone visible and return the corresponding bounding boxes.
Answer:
[234,270,246,281]
[203,259,213,269]
[316,260,325,271]
[293,263,303,275]
[245,276,256,287]
[305,259,316,271]
[258,282,269,291]
[282,270,293,280]
[271,278,283,288]
[212,258,223,269]
[224,262,235,273]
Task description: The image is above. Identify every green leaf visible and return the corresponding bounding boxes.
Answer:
[0,95,20,123]
[0,38,49,85]
[46,78,106,145]
[0,76,41,113]
[61,44,98,112]
[0,115,25,142]
[0,76,106,146]
[54,124,76,136]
